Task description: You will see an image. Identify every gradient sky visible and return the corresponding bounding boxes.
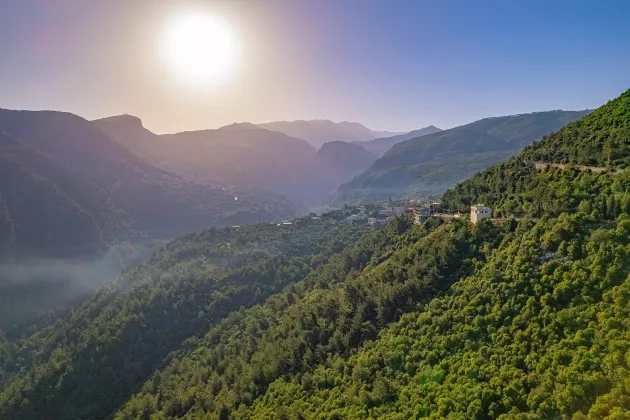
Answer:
[1,0,629,133]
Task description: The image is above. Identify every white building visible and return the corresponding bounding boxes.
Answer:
[470,204,492,224]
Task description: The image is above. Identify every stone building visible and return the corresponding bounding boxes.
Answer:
[470,204,492,224]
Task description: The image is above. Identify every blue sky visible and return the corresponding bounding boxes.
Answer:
[1,0,629,133]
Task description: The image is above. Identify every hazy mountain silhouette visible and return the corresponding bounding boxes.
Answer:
[96,116,384,210]
[256,119,403,148]
[94,115,294,201]
[164,126,319,207]
[316,141,378,181]
[0,109,297,243]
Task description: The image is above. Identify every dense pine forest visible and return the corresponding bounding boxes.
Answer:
[1,88,630,419]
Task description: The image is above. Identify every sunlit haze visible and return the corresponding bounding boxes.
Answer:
[1,0,630,133]
[161,10,238,89]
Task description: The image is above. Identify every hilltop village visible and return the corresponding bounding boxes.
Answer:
[271,200,493,228]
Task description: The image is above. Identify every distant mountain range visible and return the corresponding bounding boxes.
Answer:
[316,141,379,181]
[330,110,592,205]
[251,119,403,149]
[0,109,297,260]
[96,116,382,210]
[0,107,595,260]
[357,125,443,156]
[4,86,630,420]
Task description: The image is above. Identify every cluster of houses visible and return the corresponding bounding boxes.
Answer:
[366,202,493,226]
[273,202,494,229]
[231,200,493,234]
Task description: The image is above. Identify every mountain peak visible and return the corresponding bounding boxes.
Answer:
[219,122,259,131]
[93,114,144,129]
[256,120,403,148]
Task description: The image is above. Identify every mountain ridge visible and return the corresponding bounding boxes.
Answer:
[2,90,630,420]
[358,125,443,156]
[254,119,404,148]
[0,109,297,239]
[97,115,388,210]
[331,109,591,205]
[316,141,379,182]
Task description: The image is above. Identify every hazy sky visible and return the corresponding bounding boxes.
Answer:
[1,0,630,133]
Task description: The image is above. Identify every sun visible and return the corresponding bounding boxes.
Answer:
[162,11,238,88]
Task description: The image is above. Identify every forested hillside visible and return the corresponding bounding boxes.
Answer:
[333,149,517,204]
[332,110,590,206]
[122,98,630,417]
[3,1,629,418]
[242,214,630,419]
[2,90,629,419]
[522,88,630,167]
[212,90,630,418]
[0,111,297,336]
[0,218,369,419]
[110,88,630,419]
[115,217,500,419]
[441,90,630,216]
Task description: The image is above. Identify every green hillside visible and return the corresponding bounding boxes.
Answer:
[521,88,630,167]
[0,218,369,419]
[332,110,590,205]
[240,215,630,419]
[228,91,630,419]
[115,217,499,419]
[333,149,518,204]
[0,111,296,351]
[442,91,630,217]
[117,88,630,419]
[2,90,630,420]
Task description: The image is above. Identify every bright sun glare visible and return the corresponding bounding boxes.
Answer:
[162,11,238,88]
